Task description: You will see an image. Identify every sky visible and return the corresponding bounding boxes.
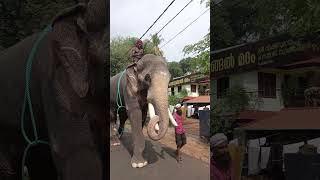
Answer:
[110,0,210,62]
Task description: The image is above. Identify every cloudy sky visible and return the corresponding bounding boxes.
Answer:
[110,0,210,62]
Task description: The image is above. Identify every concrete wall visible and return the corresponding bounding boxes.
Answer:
[168,84,199,97]
[211,70,285,112]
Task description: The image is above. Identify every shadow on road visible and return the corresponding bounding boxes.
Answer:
[120,133,176,164]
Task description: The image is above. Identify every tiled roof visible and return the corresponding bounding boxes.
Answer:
[184,96,210,103]
[239,107,320,130]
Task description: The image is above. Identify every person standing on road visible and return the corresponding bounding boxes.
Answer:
[173,104,187,162]
[131,39,144,63]
[210,133,234,180]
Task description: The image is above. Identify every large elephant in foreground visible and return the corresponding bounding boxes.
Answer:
[110,54,177,168]
[0,0,107,180]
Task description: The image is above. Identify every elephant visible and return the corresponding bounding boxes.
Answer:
[110,54,177,168]
[0,0,108,180]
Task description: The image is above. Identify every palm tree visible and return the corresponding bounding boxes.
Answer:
[150,34,164,56]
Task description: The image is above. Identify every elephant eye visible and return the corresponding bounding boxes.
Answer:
[144,74,151,85]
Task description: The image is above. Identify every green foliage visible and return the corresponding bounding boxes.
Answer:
[167,61,183,78]
[110,36,136,76]
[183,31,210,75]
[168,88,188,106]
[168,95,179,106]
[211,0,320,49]
[179,57,194,74]
[210,85,250,136]
[110,35,166,76]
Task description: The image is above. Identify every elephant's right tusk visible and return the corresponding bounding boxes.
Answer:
[155,124,160,131]
[168,109,178,127]
[148,103,160,131]
[148,103,156,118]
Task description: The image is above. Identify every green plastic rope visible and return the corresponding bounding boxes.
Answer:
[116,70,126,136]
[21,24,52,179]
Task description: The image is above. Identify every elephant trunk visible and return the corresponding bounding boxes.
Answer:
[147,77,170,141]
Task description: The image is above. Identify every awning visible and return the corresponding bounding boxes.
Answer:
[239,107,320,130]
[182,96,196,102]
[279,57,320,70]
[235,108,320,144]
[184,96,210,104]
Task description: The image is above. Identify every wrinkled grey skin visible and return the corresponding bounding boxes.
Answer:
[0,1,108,180]
[110,54,171,167]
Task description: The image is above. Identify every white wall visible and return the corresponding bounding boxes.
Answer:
[240,71,284,111]
[212,70,284,112]
[168,84,199,97]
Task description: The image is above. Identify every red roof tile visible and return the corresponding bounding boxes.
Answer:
[239,107,320,130]
[184,96,210,103]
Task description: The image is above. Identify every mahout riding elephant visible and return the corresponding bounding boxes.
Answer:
[110,54,177,168]
[0,0,108,180]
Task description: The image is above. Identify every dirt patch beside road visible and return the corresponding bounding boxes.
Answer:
[142,118,210,164]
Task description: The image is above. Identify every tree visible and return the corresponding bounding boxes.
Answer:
[182,0,210,74]
[183,34,210,74]
[211,85,250,136]
[150,34,164,56]
[110,36,136,76]
[167,61,183,78]
[210,0,320,49]
[179,57,194,74]
[110,35,166,76]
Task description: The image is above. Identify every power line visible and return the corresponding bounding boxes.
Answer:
[155,0,194,35]
[139,0,176,39]
[161,8,209,48]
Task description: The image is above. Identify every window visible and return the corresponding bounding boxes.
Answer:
[171,87,175,96]
[178,86,182,92]
[217,77,229,98]
[258,72,276,98]
[191,85,197,93]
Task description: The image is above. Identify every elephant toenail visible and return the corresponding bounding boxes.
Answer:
[132,163,137,168]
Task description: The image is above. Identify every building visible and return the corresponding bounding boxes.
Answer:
[168,72,210,97]
[211,31,320,111]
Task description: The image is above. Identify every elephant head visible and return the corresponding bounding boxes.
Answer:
[126,54,172,141]
[50,0,107,100]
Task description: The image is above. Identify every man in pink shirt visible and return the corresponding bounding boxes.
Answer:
[210,133,234,180]
[173,104,187,162]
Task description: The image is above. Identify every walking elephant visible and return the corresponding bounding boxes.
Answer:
[110,54,177,168]
[0,0,108,180]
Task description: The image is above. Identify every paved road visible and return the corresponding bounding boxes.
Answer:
[110,133,210,180]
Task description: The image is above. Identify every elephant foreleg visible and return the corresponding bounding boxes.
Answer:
[127,104,147,168]
[117,111,127,138]
[141,106,148,128]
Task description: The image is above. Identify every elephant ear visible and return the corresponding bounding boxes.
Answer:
[126,63,139,97]
[52,4,90,98]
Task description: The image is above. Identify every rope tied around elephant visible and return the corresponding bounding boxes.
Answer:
[116,70,126,136]
[20,24,52,180]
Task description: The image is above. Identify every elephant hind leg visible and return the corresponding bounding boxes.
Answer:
[110,110,121,146]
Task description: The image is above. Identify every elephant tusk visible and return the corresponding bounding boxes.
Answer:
[168,108,178,127]
[148,103,160,131]
[148,103,156,118]
[155,124,160,131]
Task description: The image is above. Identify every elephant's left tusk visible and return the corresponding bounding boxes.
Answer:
[168,108,178,127]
